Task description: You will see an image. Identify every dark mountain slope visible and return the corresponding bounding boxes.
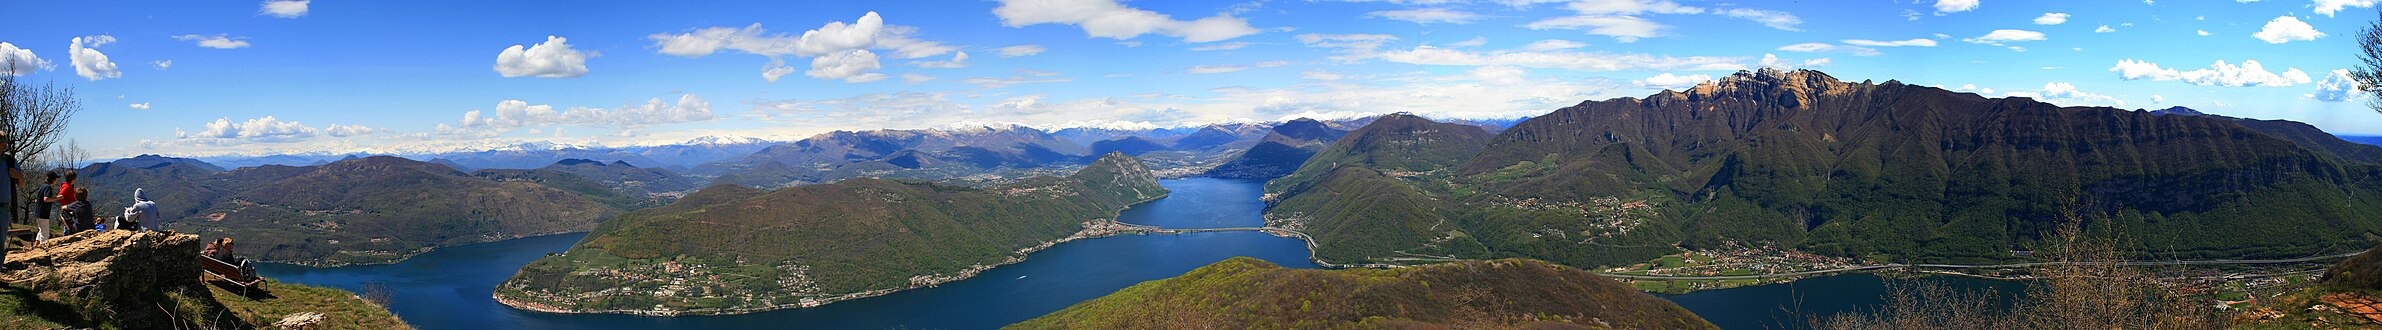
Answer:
[1202,118,1352,179]
[1010,257,1715,329]
[498,153,1168,315]
[1270,69,2382,268]
[193,156,620,265]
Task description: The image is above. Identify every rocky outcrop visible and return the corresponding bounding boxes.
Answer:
[0,230,234,329]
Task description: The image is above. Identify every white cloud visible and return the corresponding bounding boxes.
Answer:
[762,58,797,83]
[1300,69,1344,80]
[901,73,936,83]
[68,35,120,81]
[2108,59,2313,87]
[959,76,1073,89]
[2036,82,2124,107]
[452,94,716,132]
[1776,42,1879,56]
[2197,30,2211,36]
[808,49,885,82]
[1449,36,1488,47]
[323,124,382,138]
[1187,65,1248,74]
[1526,0,1800,42]
[992,0,1262,43]
[913,51,970,68]
[2095,25,2115,33]
[1523,39,1587,51]
[2033,13,2069,25]
[172,34,251,49]
[2317,0,2379,16]
[1935,0,1979,13]
[998,44,1046,57]
[2251,16,2322,43]
[2152,94,2163,103]
[1372,45,1745,72]
[128,103,149,110]
[1365,8,1484,24]
[1191,42,1252,51]
[1717,8,1803,31]
[0,42,51,76]
[1634,72,1710,89]
[182,116,319,143]
[494,36,591,78]
[259,0,308,18]
[1298,33,1402,61]
[2314,69,2361,102]
[152,60,171,70]
[649,12,955,81]
[1962,29,2045,45]
[1842,38,1936,47]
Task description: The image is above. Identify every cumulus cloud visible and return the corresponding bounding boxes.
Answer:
[172,34,251,49]
[323,124,383,137]
[2035,82,2124,107]
[2108,59,2312,87]
[449,94,715,133]
[1962,29,2045,46]
[2317,0,2379,16]
[259,0,308,18]
[998,44,1046,57]
[1525,0,1801,42]
[152,60,171,70]
[2033,13,2068,25]
[180,116,319,143]
[808,50,886,82]
[648,12,954,82]
[68,36,120,81]
[494,36,591,78]
[1935,0,1978,14]
[1366,8,1484,24]
[1524,39,1588,51]
[1842,38,1936,47]
[1634,73,1710,89]
[992,0,1262,43]
[0,42,51,76]
[2251,16,2322,43]
[761,58,797,82]
[912,51,970,68]
[2096,25,2116,33]
[128,103,150,110]
[2314,69,2362,102]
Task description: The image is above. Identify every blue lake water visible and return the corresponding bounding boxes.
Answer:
[260,178,1318,329]
[257,177,2003,329]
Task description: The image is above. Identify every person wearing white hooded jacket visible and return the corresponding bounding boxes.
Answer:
[122,188,160,232]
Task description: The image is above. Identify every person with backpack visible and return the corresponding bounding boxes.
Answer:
[33,171,54,241]
[122,188,157,232]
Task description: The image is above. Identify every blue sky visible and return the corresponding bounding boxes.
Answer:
[2,0,2378,158]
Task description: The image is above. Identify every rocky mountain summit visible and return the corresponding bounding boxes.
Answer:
[0,230,408,329]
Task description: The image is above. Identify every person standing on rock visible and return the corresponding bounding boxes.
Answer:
[0,132,19,266]
[33,171,54,242]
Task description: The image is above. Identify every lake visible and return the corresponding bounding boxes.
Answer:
[258,177,2006,329]
[260,178,1317,329]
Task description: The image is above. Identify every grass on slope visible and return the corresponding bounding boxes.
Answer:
[1010,257,1715,329]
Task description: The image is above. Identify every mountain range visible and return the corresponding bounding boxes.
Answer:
[1267,68,2382,269]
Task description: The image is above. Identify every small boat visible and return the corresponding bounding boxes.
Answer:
[1017,275,1027,280]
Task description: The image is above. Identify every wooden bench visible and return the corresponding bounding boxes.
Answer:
[200,254,265,294]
